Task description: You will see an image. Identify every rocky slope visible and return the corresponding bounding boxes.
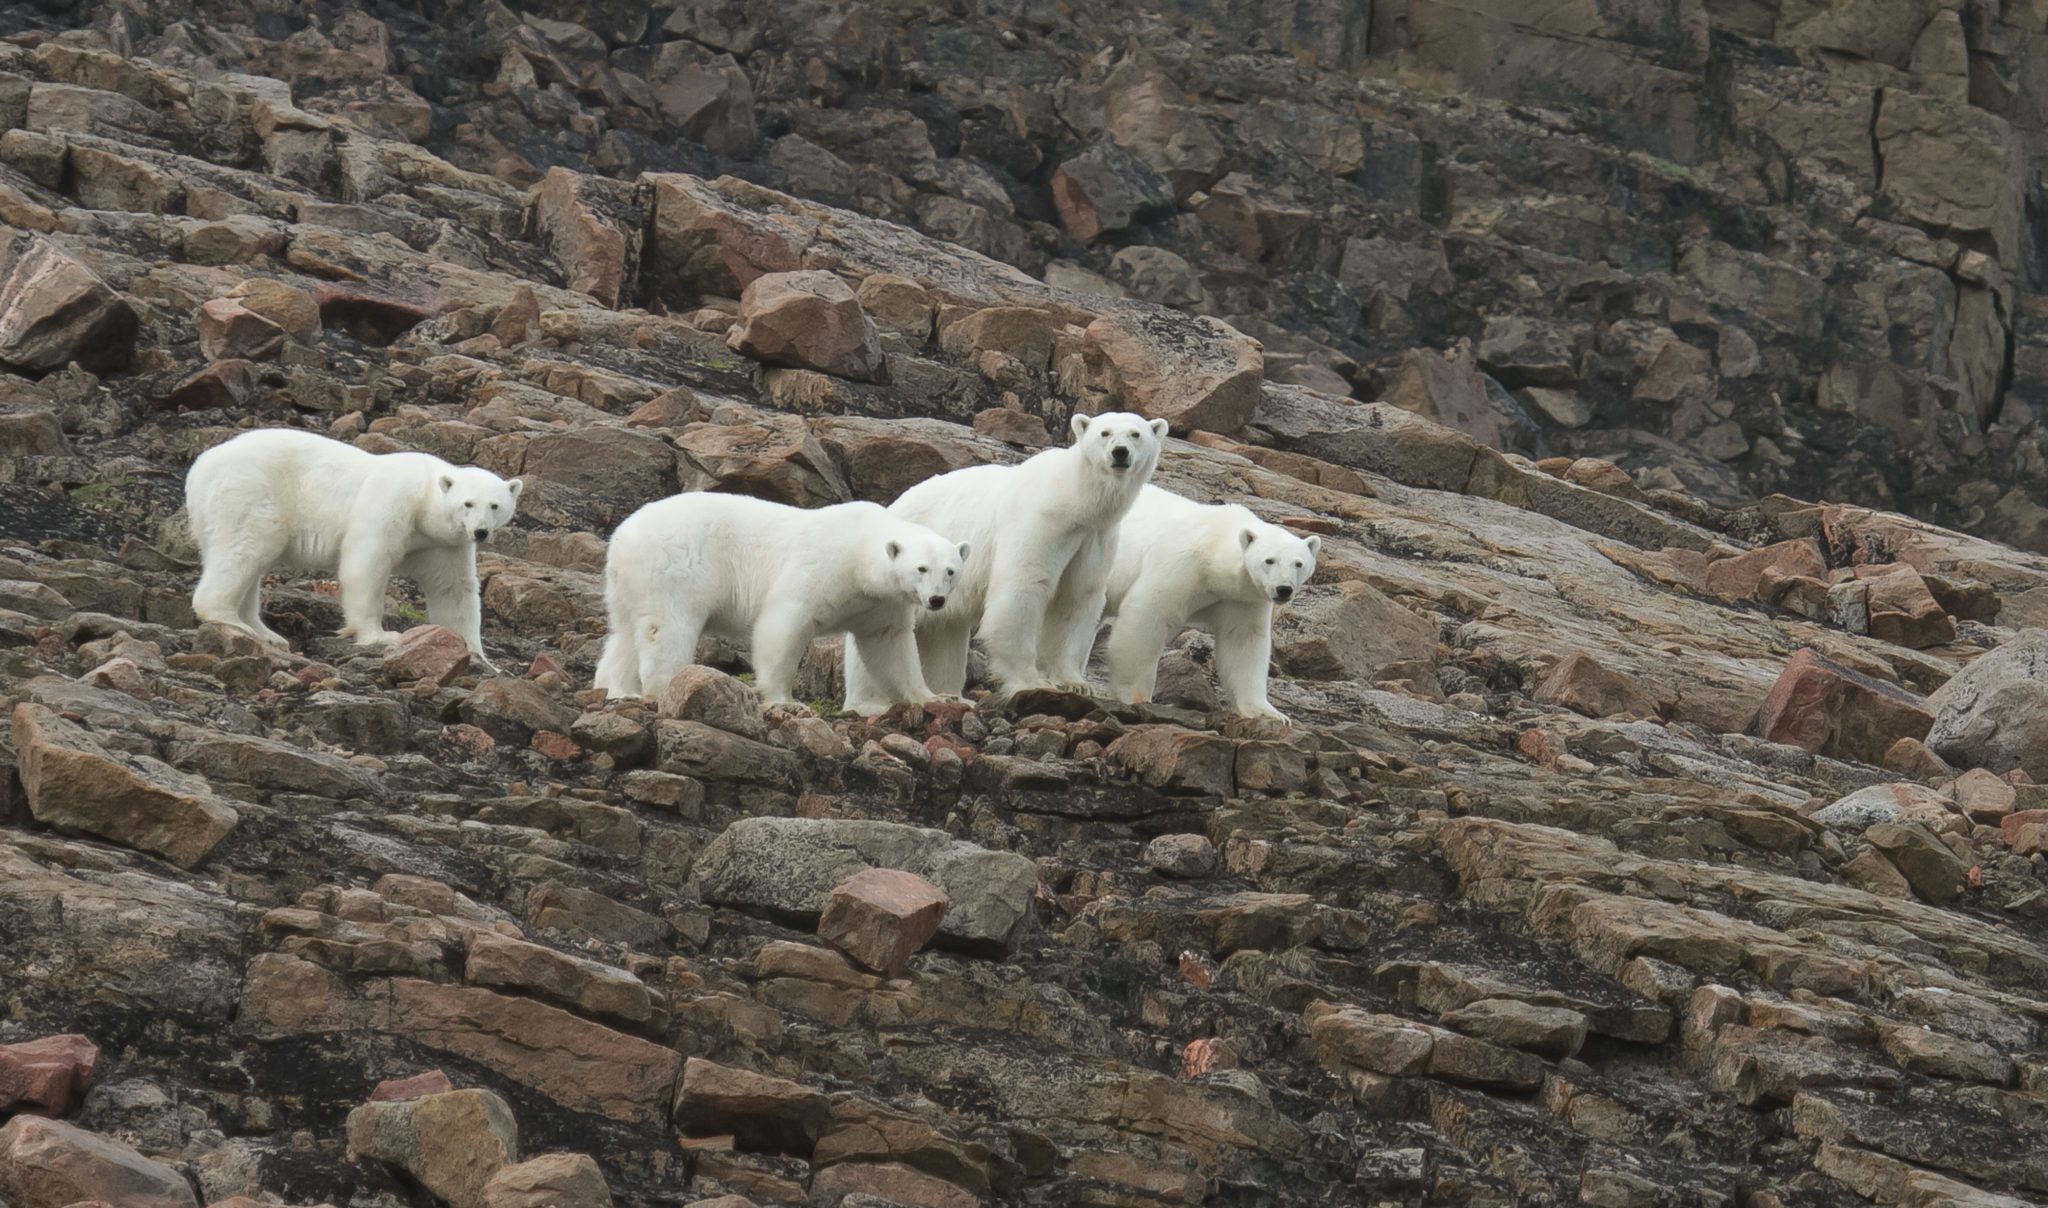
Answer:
[3,2,2048,1208]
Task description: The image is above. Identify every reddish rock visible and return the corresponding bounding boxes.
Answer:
[481,1152,613,1208]
[725,270,883,382]
[1194,173,1311,263]
[0,235,138,373]
[1517,728,1559,769]
[313,284,431,346]
[225,277,321,344]
[159,359,261,411]
[1107,725,1238,796]
[673,416,851,508]
[11,702,239,869]
[808,1161,977,1208]
[1533,652,1663,720]
[1855,564,1955,649]
[1756,650,1934,767]
[1881,737,1953,781]
[1179,1037,1226,1079]
[198,297,288,362]
[384,625,472,687]
[1049,141,1174,241]
[371,1069,456,1102]
[1704,538,1828,600]
[0,1035,99,1117]
[346,1088,518,1208]
[970,407,1051,447]
[817,868,950,977]
[2002,809,2048,855]
[530,731,584,761]
[0,1116,197,1208]
[673,1057,829,1155]
[644,173,803,297]
[443,724,497,758]
[1081,310,1262,435]
[532,167,629,308]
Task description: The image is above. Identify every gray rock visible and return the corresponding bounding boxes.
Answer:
[693,817,1038,953]
[1926,630,2048,780]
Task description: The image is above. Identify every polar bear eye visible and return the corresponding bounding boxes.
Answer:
[1264,557,1275,565]
[917,565,928,573]
[463,501,474,508]
[490,502,500,511]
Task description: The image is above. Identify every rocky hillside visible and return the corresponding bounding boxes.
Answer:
[4,2,2048,1207]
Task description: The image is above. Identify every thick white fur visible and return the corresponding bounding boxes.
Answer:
[1102,485,1320,721]
[843,410,1167,708]
[593,492,969,710]
[185,428,522,663]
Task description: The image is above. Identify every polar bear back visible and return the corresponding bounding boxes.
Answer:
[884,463,1015,617]
[186,429,433,565]
[1105,485,1263,612]
[606,493,930,637]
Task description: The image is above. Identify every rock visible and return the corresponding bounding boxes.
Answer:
[521,427,675,502]
[1755,650,1934,767]
[659,665,768,738]
[816,868,950,977]
[0,235,137,373]
[1081,311,1263,434]
[693,817,1037,953]
[674,1057,830,1155]
[1195,174,1310,264]
[651,46,756,157]
[1144,833,1220,879]
[1865,820,1968,905]
[1879,1024,2014,1086]
[1810,782,1953,833]
[1272,581,1436,681]
[0,1035,99,1117]
[1856,565,1955,649]
[0,408,66,462]
[725,270,883,382]
[11,703,239,868]
[0,1115,198,1208]
[673,416,851,508]
[857,275,935,343]
[1926,631,2048,781]
[464,931,659,1028]
[1108,725,1238,796]
[1704,539,1828,600]
[809,1161,978,1208]
[1882,737,1953,781]
[196,298,288,362]
[1533,652,1662,720]
[1048,141,1174,240]
[1381,348,1529,453]
[345,1088,518,1208]
[459,678,578,744]
[371,1070,455,1102]
[1950,767,2016,823]
[1438,998,1587,1059]
[532,169,631,308]
[654,720,803,788]
[481,1153,613,1208]
[384,625,472,686]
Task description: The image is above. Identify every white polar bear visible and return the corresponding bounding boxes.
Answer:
[843,411,1167,708]
[185,428,522,665]
[1101,485,1320,721]
[592,492,969,710]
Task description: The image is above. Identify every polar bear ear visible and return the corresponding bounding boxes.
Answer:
[1069,413,1091,439]
[439,474,455,493]
[955,541,971,563]
[508,477,525,500]
[1147,418,1169,440]
[1239,528,1256,550]
[1304,535,1322,555]
[886,540,902,560]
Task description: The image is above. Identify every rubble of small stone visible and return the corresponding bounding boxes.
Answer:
[2,2,2048,1207]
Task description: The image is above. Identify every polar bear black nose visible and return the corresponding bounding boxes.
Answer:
[927,595,946,610]
[473,527,489,541]
[1111,445,1131,466]
[1274,585,1294,602]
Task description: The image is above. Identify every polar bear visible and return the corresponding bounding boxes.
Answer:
[843,411,1167,707]
[1101,485,1320,721]
[592,492,969,710]
[185,428,522,665]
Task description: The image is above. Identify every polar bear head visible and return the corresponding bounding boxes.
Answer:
[1070,410,1168,477]
[431,466,524,545]
[886,529,971,613]
[1240,523,1320,604]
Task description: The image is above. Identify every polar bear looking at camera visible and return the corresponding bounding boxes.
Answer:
[843,411,1167,709]
[594,493,969,711]
[1101,485,1320,721]
[185,428,522,665]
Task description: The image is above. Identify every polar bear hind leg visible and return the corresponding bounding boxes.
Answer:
[748,603,819,705]
[193,519,287,645]
[635,607,706,702]
[1105,583,1185,705]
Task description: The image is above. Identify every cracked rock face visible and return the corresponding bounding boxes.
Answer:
[6,2,2048,1207]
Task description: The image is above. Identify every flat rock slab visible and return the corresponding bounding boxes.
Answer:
[694,817,1037,954]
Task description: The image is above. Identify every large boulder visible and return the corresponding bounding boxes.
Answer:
[1049,141,1175,241]
[1926,631,2048,780]
[11,703,240,868]
[0,235,138,373]
[1272,581,1436,681]
[0,1034,99,1117]
[482,1153,613,1208]
[0,1115,198,1208]
[346,1088,518,1208]
[725,270,883,382]
[1082,310,1263,435]
[1755,650,1933,767]
[693,818,1038,954]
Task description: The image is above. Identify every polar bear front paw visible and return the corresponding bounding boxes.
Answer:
[346,628,401,650]
[1049,679,1095,696]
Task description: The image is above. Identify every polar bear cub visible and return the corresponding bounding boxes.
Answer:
[1102,485,1320,721]
[185,428,522,663]
[593,492,969,710]
[843,411,1167,708]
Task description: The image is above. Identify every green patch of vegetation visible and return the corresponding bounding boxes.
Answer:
[735,671,755,685]
[808,698,838,716]
[68,478,134,510]
[396,602,429,625]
